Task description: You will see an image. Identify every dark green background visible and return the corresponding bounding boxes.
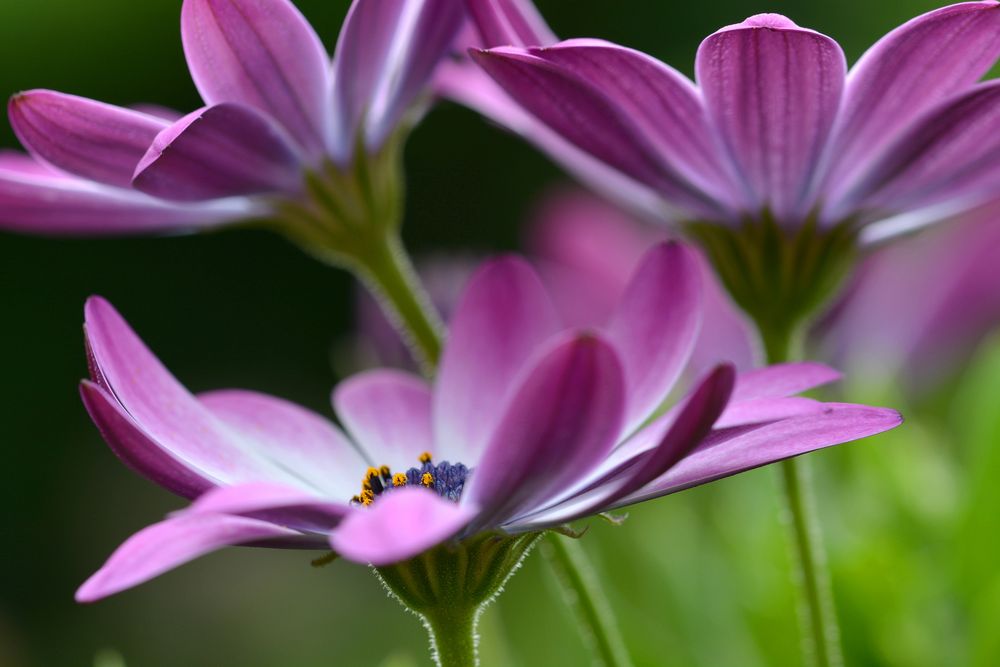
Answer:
[1,1,994,665]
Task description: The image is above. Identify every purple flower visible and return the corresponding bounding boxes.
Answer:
[77,242,900,602]
[1,0,463,235]
[456,2,1000,239]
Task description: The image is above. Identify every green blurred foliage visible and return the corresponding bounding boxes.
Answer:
[0,0,995,665]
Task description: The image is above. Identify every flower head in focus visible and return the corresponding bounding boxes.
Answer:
[77,242,900,603]
[1,0,463,243]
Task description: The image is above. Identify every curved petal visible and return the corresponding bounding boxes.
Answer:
[0,168,255,235]
[825,1,1000,196]
[76,513,301,603]
[198,389,368,499]
[184,482,349,532]
[466,333,626,529]
[84,297,364,497]
[8,90,167,187]
[530,40,740,205]
[329,487,475,566]
[80,380,215,499]
[844,80,1000,216]
[731,362,841,401]
[605,242,703,434]
[181,0,329,155]
[433,256,560,463]
[472,47,721,218]
[696,14,846,221]
[466,0,557,47]
[332,369,434,468]
[132,104,302,202]
[614,403,903,507]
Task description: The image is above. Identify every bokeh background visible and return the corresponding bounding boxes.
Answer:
[1,1,998,665]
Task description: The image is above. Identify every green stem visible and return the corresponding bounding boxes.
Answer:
[355,231,444,373]
[761,328,842,667]
[424,607,479,667]
[542,533,632,667]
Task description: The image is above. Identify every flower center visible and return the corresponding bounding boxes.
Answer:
[351,452,469,506]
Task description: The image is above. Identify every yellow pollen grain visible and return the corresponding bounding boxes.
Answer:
[365,467,380,480]
[393,473,408,487]
[421,472,434,487]
[360,490,375,506]
[418,451,433,464]
[361,478,372,491]
[379,465,391,477]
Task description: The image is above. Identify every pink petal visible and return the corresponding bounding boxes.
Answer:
[132,104,302,202]
[332,369,434,468]
[617,403,903,506]
[714,396,822,429]
[8,90,167,187]
[76,513,301,603]
[465,333,626,529]
[696,15,846,221]
[181,0,329,155]
[605,242,703,433]
[466,0,558,47]
[825,1,1000,197]
[184,482,349,532]
[433,256,560,463]
[329,487,475,566]
[731,362,842,402]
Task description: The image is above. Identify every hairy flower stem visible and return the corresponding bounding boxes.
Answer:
[542,534,633,667]
[762,327,843,667]
[424,608,478,667]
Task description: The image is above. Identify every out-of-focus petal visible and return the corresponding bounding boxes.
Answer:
[80,380,215,499]
[181,0,329,155]
[84,297,365,497]
[731,362,841,401]
[333,369,434,468]
[696,14,846,221]
[8,90,167,187]
[466,333,626,529]
[76,513,301,603]
[615,403,902,506]
[132,104,302,202]
[530,40,739,204]
[329,487,475,566]
[825,1,1000,196]
[184,482,349,532]
[472,47,720,217]
[466,0,557,47]
[714,396,822,428]
[844,80,1000,216]
[433,256,559,463]
[605,242,702,433]
[0,165,254,235]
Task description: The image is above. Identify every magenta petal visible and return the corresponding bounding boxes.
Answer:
[184,482,349,532]
[8,90,167,187]
[826,1,1000,194]
[332,369,434,467]
[466,0,558,47]
[132,104,302,202]
[329,487,475,566]
[696,15,846,220]
[605,242,702,433]
[0,168,254,235]
[181,0,329,155]
[731,362,842,402]
[618,403,903,506]
[471,47,715,214]
[531,40,738,204]
[845,80,1000,215]
[80,380,214,499]
[714,396,822,429]
[76,513,300,603]
[434,256,560,463]
[466,333,626,528]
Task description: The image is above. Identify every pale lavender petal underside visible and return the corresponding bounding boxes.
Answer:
[466,0,557,47]
[329,487,476,566]
[8,90,167,187]
[433,256,560,464]
[184,482,349,532]
[696,15,846,221]
[181,0,330,155]
[132,104,302,202]
[76,513,301,603]
[731,362,842,402]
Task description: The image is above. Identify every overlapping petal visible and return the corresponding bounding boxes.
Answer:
[466,0,557,47]
[181,0,330,155]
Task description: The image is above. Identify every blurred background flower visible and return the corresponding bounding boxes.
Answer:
[2,1,1000,666]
